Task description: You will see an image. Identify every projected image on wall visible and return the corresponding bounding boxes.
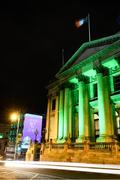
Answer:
[22,114,42,149]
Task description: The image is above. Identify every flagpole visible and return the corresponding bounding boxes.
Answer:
[88,13,91,42]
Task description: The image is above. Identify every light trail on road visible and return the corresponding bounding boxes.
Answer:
[3,160,120,175]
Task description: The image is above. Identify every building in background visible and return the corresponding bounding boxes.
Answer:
[6,113,44,160]
[0,123,11,156]
[21,113,43,149]
[0,123,11,139]
[8,114,24,143]
[46,32,120,144]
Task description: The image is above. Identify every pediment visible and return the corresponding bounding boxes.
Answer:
[71,44,108,67]
[56,33,120,78]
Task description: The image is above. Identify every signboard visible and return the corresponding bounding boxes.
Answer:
[21,114,42,149]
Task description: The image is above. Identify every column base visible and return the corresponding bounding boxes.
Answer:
[89,136,96,142]
[76,136,92,143]
[57,138,66,144]
[76,136,85,143]
[96,135,113,142]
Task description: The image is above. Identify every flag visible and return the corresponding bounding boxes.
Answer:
[75,14,91,42]
[75,17,88,28]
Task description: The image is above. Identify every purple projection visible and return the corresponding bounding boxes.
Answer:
[22,114,42,149]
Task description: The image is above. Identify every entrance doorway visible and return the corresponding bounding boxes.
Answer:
[115,110,120,140]
[94,113,99,141]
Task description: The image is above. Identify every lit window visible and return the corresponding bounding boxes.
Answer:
[52,99,56,111]
[94,113,99,137]
[114,75,120,91]
[116,114,120,135]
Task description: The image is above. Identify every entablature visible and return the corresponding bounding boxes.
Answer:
[56,40,120,79]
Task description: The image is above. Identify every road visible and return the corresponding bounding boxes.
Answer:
[0,161,120,179]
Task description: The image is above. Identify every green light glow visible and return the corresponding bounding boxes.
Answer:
[110,75,114,93]
[78,81,85,138]
[68,90,72,138]
[69,77,78,84]
[56,33,120,77]
[56,34,120,79]
[89,83,94,99]
[49,33,120,144]
[0,133,3,138]
[96,73,113,142]
[89,108,95,139]
[64,88,70,138]
[97,73,106,141]
[58,90,64,139]
[111,94,120,103]
[83,69,96,77]
[102,58,119,68]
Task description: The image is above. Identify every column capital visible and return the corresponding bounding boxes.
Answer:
[76,74,89,83]
[59,82,73,89]
[48,90,59,97]
[93,60,109,76]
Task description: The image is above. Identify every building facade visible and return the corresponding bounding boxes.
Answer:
[46,33,120,144]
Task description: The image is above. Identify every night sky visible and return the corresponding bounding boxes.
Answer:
[0,1,120,122]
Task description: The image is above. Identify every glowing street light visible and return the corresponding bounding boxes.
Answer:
[10,112,20,160]
[10,113,18,122]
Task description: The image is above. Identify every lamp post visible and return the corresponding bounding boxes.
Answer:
[10,112,20,160]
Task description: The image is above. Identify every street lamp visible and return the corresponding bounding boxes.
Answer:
[10,112,20,160]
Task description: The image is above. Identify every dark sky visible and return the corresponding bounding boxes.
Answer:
[0,1,120,122]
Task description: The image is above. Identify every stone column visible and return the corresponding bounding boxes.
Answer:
[55,95,59,141]
[45,97,51,141]
[63,87,70,139]
[68,89,72,138]
[112,104,118,137]
[104,76,114,138]
[84,84,90,140]
[89,107,95,141]
[57,89,64,141]
[97,72,113,142]
[76,76,90,142]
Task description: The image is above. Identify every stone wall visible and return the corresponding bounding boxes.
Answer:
[40,142,120,164]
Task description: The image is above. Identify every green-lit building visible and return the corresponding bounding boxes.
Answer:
[46,32,120,144]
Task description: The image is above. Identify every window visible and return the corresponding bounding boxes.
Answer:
[51,99,56,111]
[114,75,120,91]
[93,83,97,98]
[94,120,99,135]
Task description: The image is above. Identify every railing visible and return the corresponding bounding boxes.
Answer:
[90,142,113,151]
[44,141,120,153]
[72,143,84,149]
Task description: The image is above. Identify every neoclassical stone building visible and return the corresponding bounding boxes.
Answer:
[45,33,120,144]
